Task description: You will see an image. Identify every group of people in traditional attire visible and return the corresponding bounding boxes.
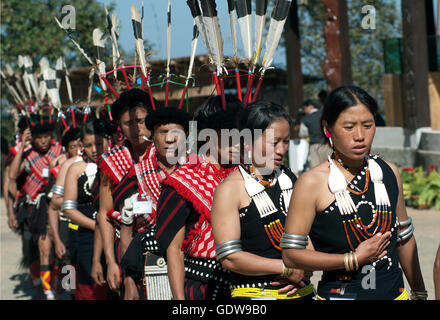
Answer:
[3,85,429,301]
[2,0,430,301]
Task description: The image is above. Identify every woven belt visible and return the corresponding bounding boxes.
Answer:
[68,223,79,230]
[394,289,408,300]
[231,283,314,300]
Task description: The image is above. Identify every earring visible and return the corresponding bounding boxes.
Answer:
[325,132,334,149]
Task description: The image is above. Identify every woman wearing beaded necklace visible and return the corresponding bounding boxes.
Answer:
[62,119,109,299]
[282,86,426,300]
[211,101,314,300]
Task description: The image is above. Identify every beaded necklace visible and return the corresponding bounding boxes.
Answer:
[332,152,370,196]
[248,164,275,187]
[328,155,392,252]
[239,166,293,251]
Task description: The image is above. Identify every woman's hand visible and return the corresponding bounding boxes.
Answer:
[54,238,66,259]
[272,268,307,297]
[106,262,121,292]
[355,231,391,265]
[123,276,140,300]
[7,213,18,231]
[91,259,106,286]
[21,128,32,150]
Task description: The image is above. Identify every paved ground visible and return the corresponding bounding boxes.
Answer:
[1,198,439,300]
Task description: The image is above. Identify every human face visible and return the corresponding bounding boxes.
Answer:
[32,133,52,152]
[111,130,124,146]
[118,107,151,146]
[324,103,375,163]
[217,130,241,166]
[67,138,81,158]
[252,118,290,174]
[82,134,109,163]
[153,123,186,164]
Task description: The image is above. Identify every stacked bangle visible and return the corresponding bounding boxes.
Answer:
[397,217,414,243]
[343,252,359,272]
[281,263,294,278]
[410,290,428,300]
[215,240,243,261]
[280,233,309,249]
[61,200,78,212]
[51,184,64,196]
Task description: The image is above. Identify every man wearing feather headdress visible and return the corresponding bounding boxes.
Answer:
[9,112,63,300]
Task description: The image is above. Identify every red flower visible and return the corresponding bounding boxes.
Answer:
[427,165,438,173]
[402,167,415,173]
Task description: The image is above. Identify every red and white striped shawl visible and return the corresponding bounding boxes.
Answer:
[98,141,134,186]
[162,157,235,259]
[22,141,62,200]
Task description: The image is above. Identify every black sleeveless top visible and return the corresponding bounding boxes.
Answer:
[77,168,98,231]
[230,165,298,289]
[310,156,404,300]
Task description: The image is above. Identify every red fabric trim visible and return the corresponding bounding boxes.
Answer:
[161,161,235,257]
[113,180,136,206]
[106,208,115,218]
[98,159,121,186]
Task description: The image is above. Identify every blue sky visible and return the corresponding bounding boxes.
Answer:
[97,0,287,66]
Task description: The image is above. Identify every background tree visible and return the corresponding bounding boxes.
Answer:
[0,0,154,147]
[293,0,402,111]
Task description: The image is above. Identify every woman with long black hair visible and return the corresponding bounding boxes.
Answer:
[63,119,109,299]
[282,86,426,300]
[211,101,314,300]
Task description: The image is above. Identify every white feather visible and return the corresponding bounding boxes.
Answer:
[43,67,62,110]
[63,58,73,104]
[253,14,266,65]
[93,28,107,90]
[23,56,40,102]
[229,9,238,58]
[131,5,148,78]
[203,15,224,72]
[262,18,287,70]
[237,13,252,62]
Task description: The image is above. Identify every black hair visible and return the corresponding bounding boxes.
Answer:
[29,114,55,135]
[104,120,120,136]
[318,90,327,98]
[1,136,9,156]
[80,119,107,140]
[61,127,81,148]
[17,116,28,131]
[320,86,378,137]
[193,94,243,131]
[302,99,319,109]
[110,88,158,121]
[145,106,192,133]
[238,100,292,138]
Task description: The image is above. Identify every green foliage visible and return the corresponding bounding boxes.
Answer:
[1,0,116,68]
[294,0,402,108]
[400,166,440,210]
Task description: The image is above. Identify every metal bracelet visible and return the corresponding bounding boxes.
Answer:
[398,222,414,243]
[50,184,64,196]
[398,216,412,228]
[61,200,78,212]
[215,240,243,261]
[280,233,309,249]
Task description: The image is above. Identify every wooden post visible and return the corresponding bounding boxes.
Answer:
[285,0,303,118]
[401,0,431,129]
[321,0,352,92]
